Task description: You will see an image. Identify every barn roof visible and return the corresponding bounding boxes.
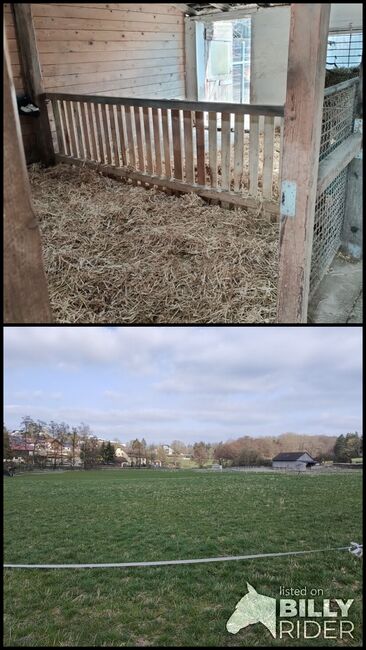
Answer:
[272,451,316,462]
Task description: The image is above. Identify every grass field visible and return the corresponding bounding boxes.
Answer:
[4,469,362,647]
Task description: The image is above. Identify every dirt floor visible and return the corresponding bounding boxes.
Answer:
[29,163,279,324]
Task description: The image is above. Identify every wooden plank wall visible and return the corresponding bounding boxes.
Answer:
[4,3,186,162]
[4,3,39,162]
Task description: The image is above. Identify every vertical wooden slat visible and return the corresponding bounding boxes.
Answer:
[161,108,171,178]
[152,108,162,176]
[66,101,78,158]
[195,110,205,185]
[262,115,275,199]
[249,113,260,195]
[143,106,153,174]
[108,105,119,166]
[125,105,136,167]
[94,103,105,163]
[233,112,244,192]
[80,102,91,160]
[116,105,127,166]
[133,106,145,171]
[51,99,64,155]
[208,111,217,189]
[72,102,85,159]
[101,104,112,165]
[171,109,182,180]
[221,111,231,191]
[183,110,194,183]
[87,103,98,161]
[59,100,70,156]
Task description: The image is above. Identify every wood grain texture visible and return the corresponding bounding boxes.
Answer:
[277,3,331,324]
[195,110,205,186]
[152,108,162,176]
[221,112,231,191]
[249,114,259,196]
[143,106,153,173]
[12,3,54,165]
[262,115,275,199]
[233,113,244,192]
[208,112,218,189]
[171,109,182,180]
[161,108,172,178]
[4,34,52,323]
[183,110,194,183]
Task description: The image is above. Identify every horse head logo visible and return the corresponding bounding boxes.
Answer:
[226,583,276,638]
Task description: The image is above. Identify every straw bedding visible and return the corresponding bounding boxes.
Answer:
[29,164,279,323]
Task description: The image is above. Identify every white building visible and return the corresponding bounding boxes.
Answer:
[272,451,316,471]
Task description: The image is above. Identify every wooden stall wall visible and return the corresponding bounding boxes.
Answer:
[5,3,186,162]
[4,4,39,162]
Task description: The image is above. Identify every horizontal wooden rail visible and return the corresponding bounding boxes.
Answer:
[55,153,280,216]
[317,132,362,196]
[44,92,284,117]
[323,76,359,98]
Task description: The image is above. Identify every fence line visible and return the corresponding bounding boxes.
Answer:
[45,92,283,212]
[4,543,362,570]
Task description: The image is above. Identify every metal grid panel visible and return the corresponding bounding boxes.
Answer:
[310,169,348,293]
[319,83,357,161]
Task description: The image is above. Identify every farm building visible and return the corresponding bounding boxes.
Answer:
[4,3,363,324]
[272,451,317,471]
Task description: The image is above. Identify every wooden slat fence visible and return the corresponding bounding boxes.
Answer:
[46,92,284,213]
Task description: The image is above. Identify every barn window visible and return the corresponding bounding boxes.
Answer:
[326,29,363,69]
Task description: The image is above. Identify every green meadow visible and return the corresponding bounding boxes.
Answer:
[4,469,362,647]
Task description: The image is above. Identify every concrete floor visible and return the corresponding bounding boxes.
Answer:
[308,252,363,324]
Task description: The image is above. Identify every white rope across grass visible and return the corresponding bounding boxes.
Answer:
[3,543,362,569]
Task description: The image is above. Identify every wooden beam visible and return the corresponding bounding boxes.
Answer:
[44,92,284,117]
[12,3,54,165]
[316,133,362,197]
[55,153,280,216]
[277,4,331,324]
[4,29,52,323]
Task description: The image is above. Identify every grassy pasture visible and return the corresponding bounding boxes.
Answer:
[4,469,362,647]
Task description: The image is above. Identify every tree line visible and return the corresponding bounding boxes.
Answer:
[3,417,362,469]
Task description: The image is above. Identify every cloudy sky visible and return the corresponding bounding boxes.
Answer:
[4,326,362,443]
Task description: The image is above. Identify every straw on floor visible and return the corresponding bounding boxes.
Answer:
[29,163,279,323]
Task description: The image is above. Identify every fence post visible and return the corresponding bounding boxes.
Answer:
[12,3,55,166]
[4,28,52,323]
[277,4,331,323]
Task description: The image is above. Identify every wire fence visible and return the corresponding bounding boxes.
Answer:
[310,79,358,293]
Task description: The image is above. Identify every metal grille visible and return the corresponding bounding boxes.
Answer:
[319,82,357,160]
[326,31,363,69]
[310,169,348,293]
[310,79,358,292]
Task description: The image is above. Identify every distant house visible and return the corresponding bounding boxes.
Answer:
[163,445,174,456]
[115,447,131,464]
[272,451,316,471]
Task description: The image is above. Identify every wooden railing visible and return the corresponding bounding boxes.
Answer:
[45,93,284,213]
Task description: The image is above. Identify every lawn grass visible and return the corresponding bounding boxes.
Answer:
[4,469,362,646]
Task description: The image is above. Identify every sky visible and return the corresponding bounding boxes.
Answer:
[3,326,362,444]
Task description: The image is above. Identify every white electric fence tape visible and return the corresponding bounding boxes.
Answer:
[3,543,362,569]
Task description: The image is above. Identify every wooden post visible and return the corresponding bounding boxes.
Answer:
[12,3,54,166]
[185,19,205,100]
[4,29,52,323]
[277,4,331,323]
